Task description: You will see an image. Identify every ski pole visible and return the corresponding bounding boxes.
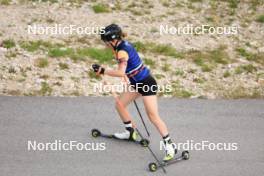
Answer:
[133,100,150,137]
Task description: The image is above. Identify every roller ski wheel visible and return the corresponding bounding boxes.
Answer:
[140,139,149,147]
[91,129,101,138]
[149,162,158,172]
[182,151,190,160]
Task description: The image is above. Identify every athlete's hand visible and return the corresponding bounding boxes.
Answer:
[92,64,105,75]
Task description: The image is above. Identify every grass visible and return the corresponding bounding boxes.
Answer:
[256,14,264,23]
[6,90,21,96]
[235,67,243,74]
[149,43,182,58]
[46,17,55,23]
[227,0,239,8]
[235,64,257,74]
[113,1,122,11]
[168,81,193,98]
[222,86,263,99]
[188,68,197,73]
[201,64,213,72]
[144,58,155,68]
[186,46,230,72]
[5,51,17,58]
[236,47,248,57]
[67,0,84,6]
[88,71,102,80]
[77,48,113,63]
[2,39,16,49]
[40,82,52,96]
[35,58,49,68]
[25,0,58,3]
[190,0,203,2]
[70,90,81,96]
[133,41,147,52]
[92,3,110,13]
[127,2,137,8]
[0,0,11,5]
[193,57,204,66]
[223,71,231,78]
[19,40,62,52]
[39,74,49,80]
[71,76,80,82]
[250,0,263,10]
[70,54,85,62]
[161,0,170,7]
[154,44,178,57]
[59,63,69,70]
[150,27,158,33]
[193,77,205,84]
[20,40,113,63]
[133,41,182,58]
[210,47,229,64]
[20,41,41,52]
[8,66,16,73]
[162,63,171,72]
[154,74,165,79]
[174,69,184,76]
[48,48,74,57]
[49,48,113,63]
[236,48,264,65]
[76,48,113,63]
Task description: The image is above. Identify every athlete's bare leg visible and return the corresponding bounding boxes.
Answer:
[142,95,168,136]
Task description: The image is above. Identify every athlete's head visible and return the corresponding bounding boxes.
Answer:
[100,24,125,49]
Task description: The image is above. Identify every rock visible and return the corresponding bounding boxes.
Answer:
[258,47,264,53]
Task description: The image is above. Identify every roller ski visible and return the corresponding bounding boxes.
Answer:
[91,128,149,147]
[148,151,190,172]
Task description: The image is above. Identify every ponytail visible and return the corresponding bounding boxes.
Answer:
[121,32,127,39]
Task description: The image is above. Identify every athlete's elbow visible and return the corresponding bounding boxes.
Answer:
[117,71,126,77]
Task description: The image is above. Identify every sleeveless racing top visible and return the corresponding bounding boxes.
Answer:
[115,40,150,84]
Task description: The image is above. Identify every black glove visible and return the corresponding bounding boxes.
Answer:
[92,64,105,74]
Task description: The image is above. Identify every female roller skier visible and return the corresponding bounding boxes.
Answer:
[92,24,176,161]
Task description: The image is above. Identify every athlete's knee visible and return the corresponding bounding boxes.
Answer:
[147,111,160,124]
[115,99,126,110]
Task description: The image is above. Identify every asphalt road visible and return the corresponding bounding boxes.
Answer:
[0,96,263,176]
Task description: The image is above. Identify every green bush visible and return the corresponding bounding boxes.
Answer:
[49,48,74,57]
[144,58,155,68]
[20,40,62,52]
[256,14,264,23]
[133,41,147,52]
[59,63,69,70]
[40,82,52,96]
[235,64,257,74]
[223,71,231,78]
[76,48,113,63]
[92,4,110,13]
[0,0,11,5]
[36,58,49,68]
[236,48,264,65]
[2,39,15,49]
